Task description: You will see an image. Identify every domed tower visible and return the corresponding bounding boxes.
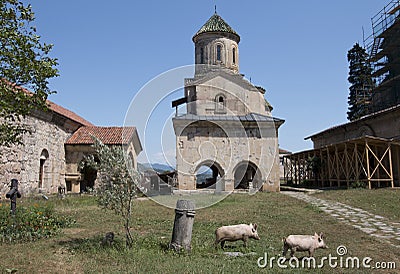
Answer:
[193,11,240,75]
[172,10,284,193]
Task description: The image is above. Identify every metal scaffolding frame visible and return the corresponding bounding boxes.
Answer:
[284,136,400,189]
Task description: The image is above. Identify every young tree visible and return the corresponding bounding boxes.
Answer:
[0,0,58,146]
[85,138,140,248]
[347,43,373,121]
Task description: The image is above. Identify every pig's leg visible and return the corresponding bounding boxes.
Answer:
[221,240,226,249]
[214,239,220,249]
[290,247,296,257]
[282,244,289,257]
[242,235,248,247]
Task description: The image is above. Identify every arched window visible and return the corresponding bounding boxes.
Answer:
[216,45,222,61]
[232,47,236,64]
[200,47,204,64]
[39,149,49,189]
[215,94,226,113]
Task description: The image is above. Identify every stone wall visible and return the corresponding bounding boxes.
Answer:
[0,113,74,196]
[174,119,280,192]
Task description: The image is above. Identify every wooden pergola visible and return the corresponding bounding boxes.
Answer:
[284,136,400,189]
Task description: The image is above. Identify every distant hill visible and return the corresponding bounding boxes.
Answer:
[138,163,175,173]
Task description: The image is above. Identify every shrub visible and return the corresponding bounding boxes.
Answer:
[0,203,75,243]
[350,181,367,189]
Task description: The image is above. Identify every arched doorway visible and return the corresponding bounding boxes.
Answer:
[195,161,224,190]
[234,161,262,190]
[39,149,49,189]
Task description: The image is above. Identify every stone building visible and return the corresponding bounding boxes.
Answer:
[0,96,142,195]
[172,12,284,192]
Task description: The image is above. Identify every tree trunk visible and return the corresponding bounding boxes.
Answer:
[170,200,195,252]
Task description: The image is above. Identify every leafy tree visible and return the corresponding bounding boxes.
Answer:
[85,138,140,248]
[0,0,58,146]
[347,43,373,121]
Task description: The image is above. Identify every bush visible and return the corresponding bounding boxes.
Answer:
[0,203,75,243]
[350,181,367,189]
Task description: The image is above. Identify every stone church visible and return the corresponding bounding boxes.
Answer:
[172,12,284,192]
[0,95,142,195]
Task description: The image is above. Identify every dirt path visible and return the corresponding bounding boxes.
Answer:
[282,191,400,248]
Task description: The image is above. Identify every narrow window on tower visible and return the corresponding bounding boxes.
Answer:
[232,47,236,64]
[215,94,226,113]
[200,47,204,64]
[217,45,221,61]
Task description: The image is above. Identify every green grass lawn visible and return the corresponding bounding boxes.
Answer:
[0,192,399,273]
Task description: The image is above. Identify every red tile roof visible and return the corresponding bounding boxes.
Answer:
[66,126,137,145]
[47,101,93,127]
[3,81,93,127]
[279,148,292,154]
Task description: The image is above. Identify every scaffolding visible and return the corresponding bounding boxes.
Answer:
[284,136,400,189]
[363,1,400,112]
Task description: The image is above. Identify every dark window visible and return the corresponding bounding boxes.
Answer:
[216,95,226,113]
[217,45,221,61]
[232,48,236,64]
[200,48,204,64]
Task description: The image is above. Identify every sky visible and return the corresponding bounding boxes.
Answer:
[28,0,388,165]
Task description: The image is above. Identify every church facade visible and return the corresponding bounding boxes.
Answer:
[0,96,142,195]
[172,12,284,192]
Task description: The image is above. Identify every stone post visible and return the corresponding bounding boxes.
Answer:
[170,200,195,252]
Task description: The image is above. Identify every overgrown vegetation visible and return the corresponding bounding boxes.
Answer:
[350,181,367,189]
[0,202,75,242]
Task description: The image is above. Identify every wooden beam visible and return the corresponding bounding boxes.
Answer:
[389,144,394,188]
[366,141,371,189]
[345,143,349,188]
[355,143,359,183]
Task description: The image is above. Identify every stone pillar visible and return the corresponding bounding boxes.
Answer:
[170,200,196,252]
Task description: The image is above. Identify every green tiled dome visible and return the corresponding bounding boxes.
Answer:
[193,13,240,41]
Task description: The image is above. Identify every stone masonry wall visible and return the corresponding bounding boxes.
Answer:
[0,114,71,196]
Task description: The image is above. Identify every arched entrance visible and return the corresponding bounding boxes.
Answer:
[195,161,224,190]
[234,161,262,190]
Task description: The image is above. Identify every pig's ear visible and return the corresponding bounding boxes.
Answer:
[253,223,258,230]
[320,232,324,239]
[314,232,318,237]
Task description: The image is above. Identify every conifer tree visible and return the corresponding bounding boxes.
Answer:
[347,43,373,121]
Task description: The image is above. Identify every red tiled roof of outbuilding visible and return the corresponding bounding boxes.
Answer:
[65,126,137,145]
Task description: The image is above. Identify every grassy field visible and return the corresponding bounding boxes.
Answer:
[314,188,400,222]
[0,191,399,273]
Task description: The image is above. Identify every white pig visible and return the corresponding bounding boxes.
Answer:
[282,232,328,257]
[215,223,260,249]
